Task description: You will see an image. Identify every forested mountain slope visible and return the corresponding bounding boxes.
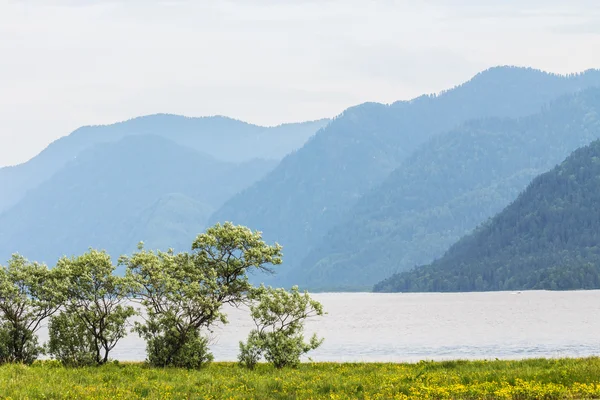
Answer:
[0,135,276,265]
[209,67,600,284]
[299,89,600,290]
[374,139,600,292]
[0,115,327,213]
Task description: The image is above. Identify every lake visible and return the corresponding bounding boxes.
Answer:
[37,290,600,362]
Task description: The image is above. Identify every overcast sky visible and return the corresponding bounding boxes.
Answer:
[1,0,600,167]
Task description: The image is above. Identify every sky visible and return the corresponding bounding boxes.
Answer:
[1,0,600,167]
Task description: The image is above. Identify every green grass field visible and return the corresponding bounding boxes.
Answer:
[2,358,600,399]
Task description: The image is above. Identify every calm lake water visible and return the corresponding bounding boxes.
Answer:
[37,290,600,362]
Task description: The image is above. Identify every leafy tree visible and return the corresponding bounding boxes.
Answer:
[122,222,282,368]
[52,249,135,365]
[0,255,61,364]
[239,285,324,369]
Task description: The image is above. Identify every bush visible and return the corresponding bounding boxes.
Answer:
[141,321,213,369]
[261,331,322,369]
[239,286,324,369]
[47,312,96,367]
[0,322,43,365]
[238,331,263,369]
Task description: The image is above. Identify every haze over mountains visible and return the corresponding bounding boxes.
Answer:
[210,66,600,288]
[0,115,328,214]
[3,66,600,294]
[0,116,328,264]
[297,87,600,290]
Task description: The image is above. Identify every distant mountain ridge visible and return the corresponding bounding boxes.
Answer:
[0,115,328,214]
[374,139,600,292]
[208,66,600,286]
[0,134,277,265]
[299,88,600,290]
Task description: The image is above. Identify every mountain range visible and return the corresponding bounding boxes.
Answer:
[209,66,600,287]
[0,116,328,264]
[3,66,600,294]
[374,139,600,292]
[297,88,600,290]
[0,115,328,214]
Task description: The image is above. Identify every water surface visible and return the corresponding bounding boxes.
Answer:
[38,290,600,362]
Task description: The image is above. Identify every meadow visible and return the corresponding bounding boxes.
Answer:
[2,358,600,399]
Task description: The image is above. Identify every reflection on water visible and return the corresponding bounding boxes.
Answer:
[37,290,600,362]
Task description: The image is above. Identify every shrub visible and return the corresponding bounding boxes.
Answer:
[238,331,263,369]
[261,331,323,369]
[143,326,214,369]
[239,285,324,369]
[47,312,96,367]
[0,322,43,365]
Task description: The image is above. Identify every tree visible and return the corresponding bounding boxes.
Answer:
[0,255,61,364]
[239,285,324,369]
[122,222,282,368]
[51,249,135,365]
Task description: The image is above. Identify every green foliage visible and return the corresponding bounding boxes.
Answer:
[239,286,324,369]
[0,323,42,365]
[47,312,96,367]
[143,325,214,369]
[54,249,135,365]
[0,255,60,364]
[209,67,600,288]
[0,223,322,369]
[123,222,283,368]
[238,331,263,369]
[376,140,600,292]
[261,331,323,369]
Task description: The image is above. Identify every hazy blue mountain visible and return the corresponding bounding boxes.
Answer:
[374,139,600,293]
[0,134,277,265]
[123,193,214,255]
[209,66,600,285]
[0,115,328,214]
[299,88,600,290]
